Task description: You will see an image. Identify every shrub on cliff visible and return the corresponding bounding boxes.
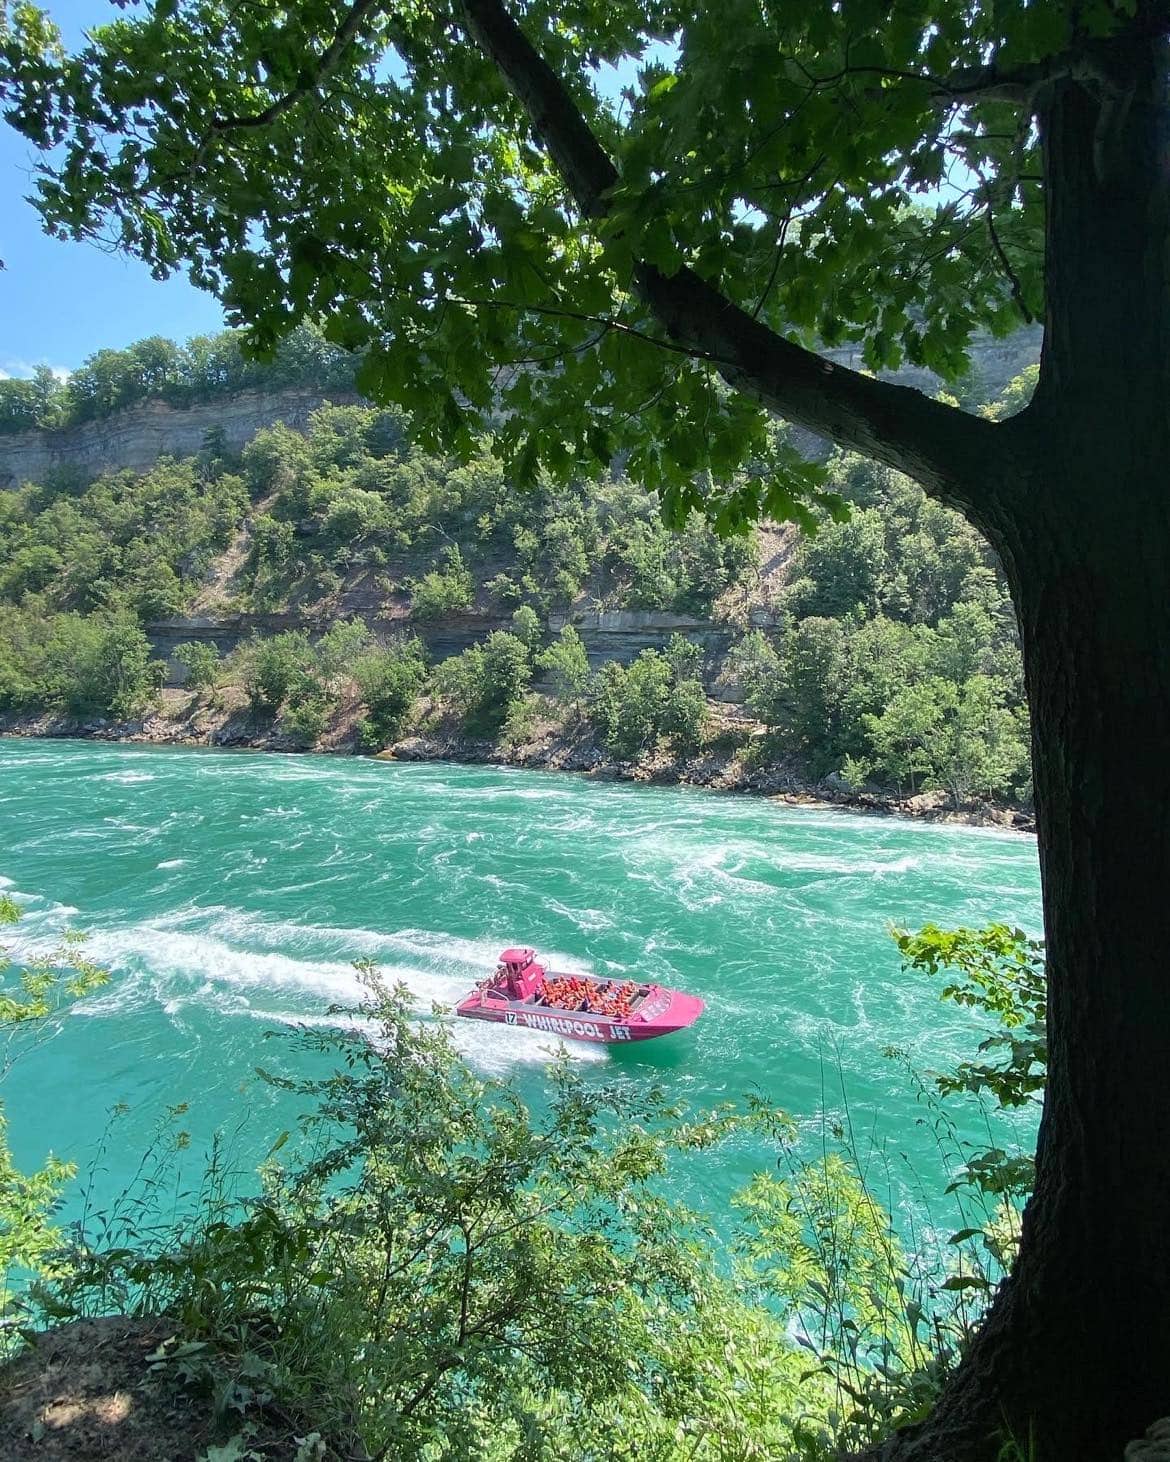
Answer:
[37,614,165,720]
[352,638,427,748]
[538,624,591,709]
[237,632,321,717]
[173,641,221,694]
[407,545,474,620]
[589,647,708,760]
[432,630,532,738]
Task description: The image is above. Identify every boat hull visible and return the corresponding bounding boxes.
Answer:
[456,975,703,1044]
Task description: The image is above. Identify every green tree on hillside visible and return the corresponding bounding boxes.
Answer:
[174,640,221,693]
[238,631,320,716]
[538,624,591,708]
[590,646,707,759]
[0,326,357,434]
[433,629,532,736]
[10,0,1170,1450]
[408,546,474,620]
[39,615,164,720]
[353,637,427,747]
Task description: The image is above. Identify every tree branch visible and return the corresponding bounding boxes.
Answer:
[195,0,385,161]
[932,55,1070,105]
[453,0,1001,511]
[732,49,1070,109]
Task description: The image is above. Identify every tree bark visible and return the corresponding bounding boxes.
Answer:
[869,35,1170,1462]
[864,469,1170,1461]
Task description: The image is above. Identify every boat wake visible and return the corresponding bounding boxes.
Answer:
[6,894,610,1074]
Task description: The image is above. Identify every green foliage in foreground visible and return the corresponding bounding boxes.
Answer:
[1,0,1045,531]
[895,923,1046,1215]
[0,898,108,1325]
[22,922,1043,1459]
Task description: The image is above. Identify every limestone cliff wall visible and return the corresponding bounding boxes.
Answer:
[8,326,1041,699]
[823,326,1040,402]
[0,386,361,488]
[148,606,762,698]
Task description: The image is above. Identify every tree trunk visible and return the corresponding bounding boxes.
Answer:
[873,479,1170,1462]
[872,36,1170,1461]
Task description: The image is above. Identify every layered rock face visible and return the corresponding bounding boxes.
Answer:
[0,386,361,488]
[0,327,1041,698]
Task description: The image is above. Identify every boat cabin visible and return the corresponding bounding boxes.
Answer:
[496,947,544,1001]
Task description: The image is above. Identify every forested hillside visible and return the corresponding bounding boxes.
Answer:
[0,326,355,434]
[0,336,1034,810]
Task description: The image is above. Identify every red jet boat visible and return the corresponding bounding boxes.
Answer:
[456,947,704,1045]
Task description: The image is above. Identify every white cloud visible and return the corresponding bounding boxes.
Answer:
[0,360,71,381]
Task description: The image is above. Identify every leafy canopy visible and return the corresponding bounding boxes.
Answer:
[1,0,1057,524]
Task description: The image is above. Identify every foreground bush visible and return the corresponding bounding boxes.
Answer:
[0,899,107,1335]
[33,923,1041,1459]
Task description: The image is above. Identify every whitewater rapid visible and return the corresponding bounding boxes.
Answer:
[0,740,1041,1223]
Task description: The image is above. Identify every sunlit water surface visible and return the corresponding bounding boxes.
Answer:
[0,739,1041,1238]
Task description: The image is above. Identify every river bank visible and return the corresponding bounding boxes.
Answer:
[0,692,1035,833]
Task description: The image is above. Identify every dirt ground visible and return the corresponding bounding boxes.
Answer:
[0,1318,217,1461]
[0,1317,340,1460]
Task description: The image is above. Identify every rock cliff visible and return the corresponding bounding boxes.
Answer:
[0,385,361,488]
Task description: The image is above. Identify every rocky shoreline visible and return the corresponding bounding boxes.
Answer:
[1,702,1035,834]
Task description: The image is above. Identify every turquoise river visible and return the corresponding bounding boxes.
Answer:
[0,738,1042,1240]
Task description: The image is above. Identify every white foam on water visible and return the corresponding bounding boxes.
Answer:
[84,923,368,1004]
[157,859,186,869]
[544,899,615,934]
[241,1006,371,1036]
[451,1017,608,1072]
[240,1003,607,1073]
[95,771,156,785]
[64,906,610,1077]
[70,909,580,1019]
[0,880,81,938]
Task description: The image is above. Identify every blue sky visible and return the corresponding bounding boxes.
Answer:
[0,0,225,377]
